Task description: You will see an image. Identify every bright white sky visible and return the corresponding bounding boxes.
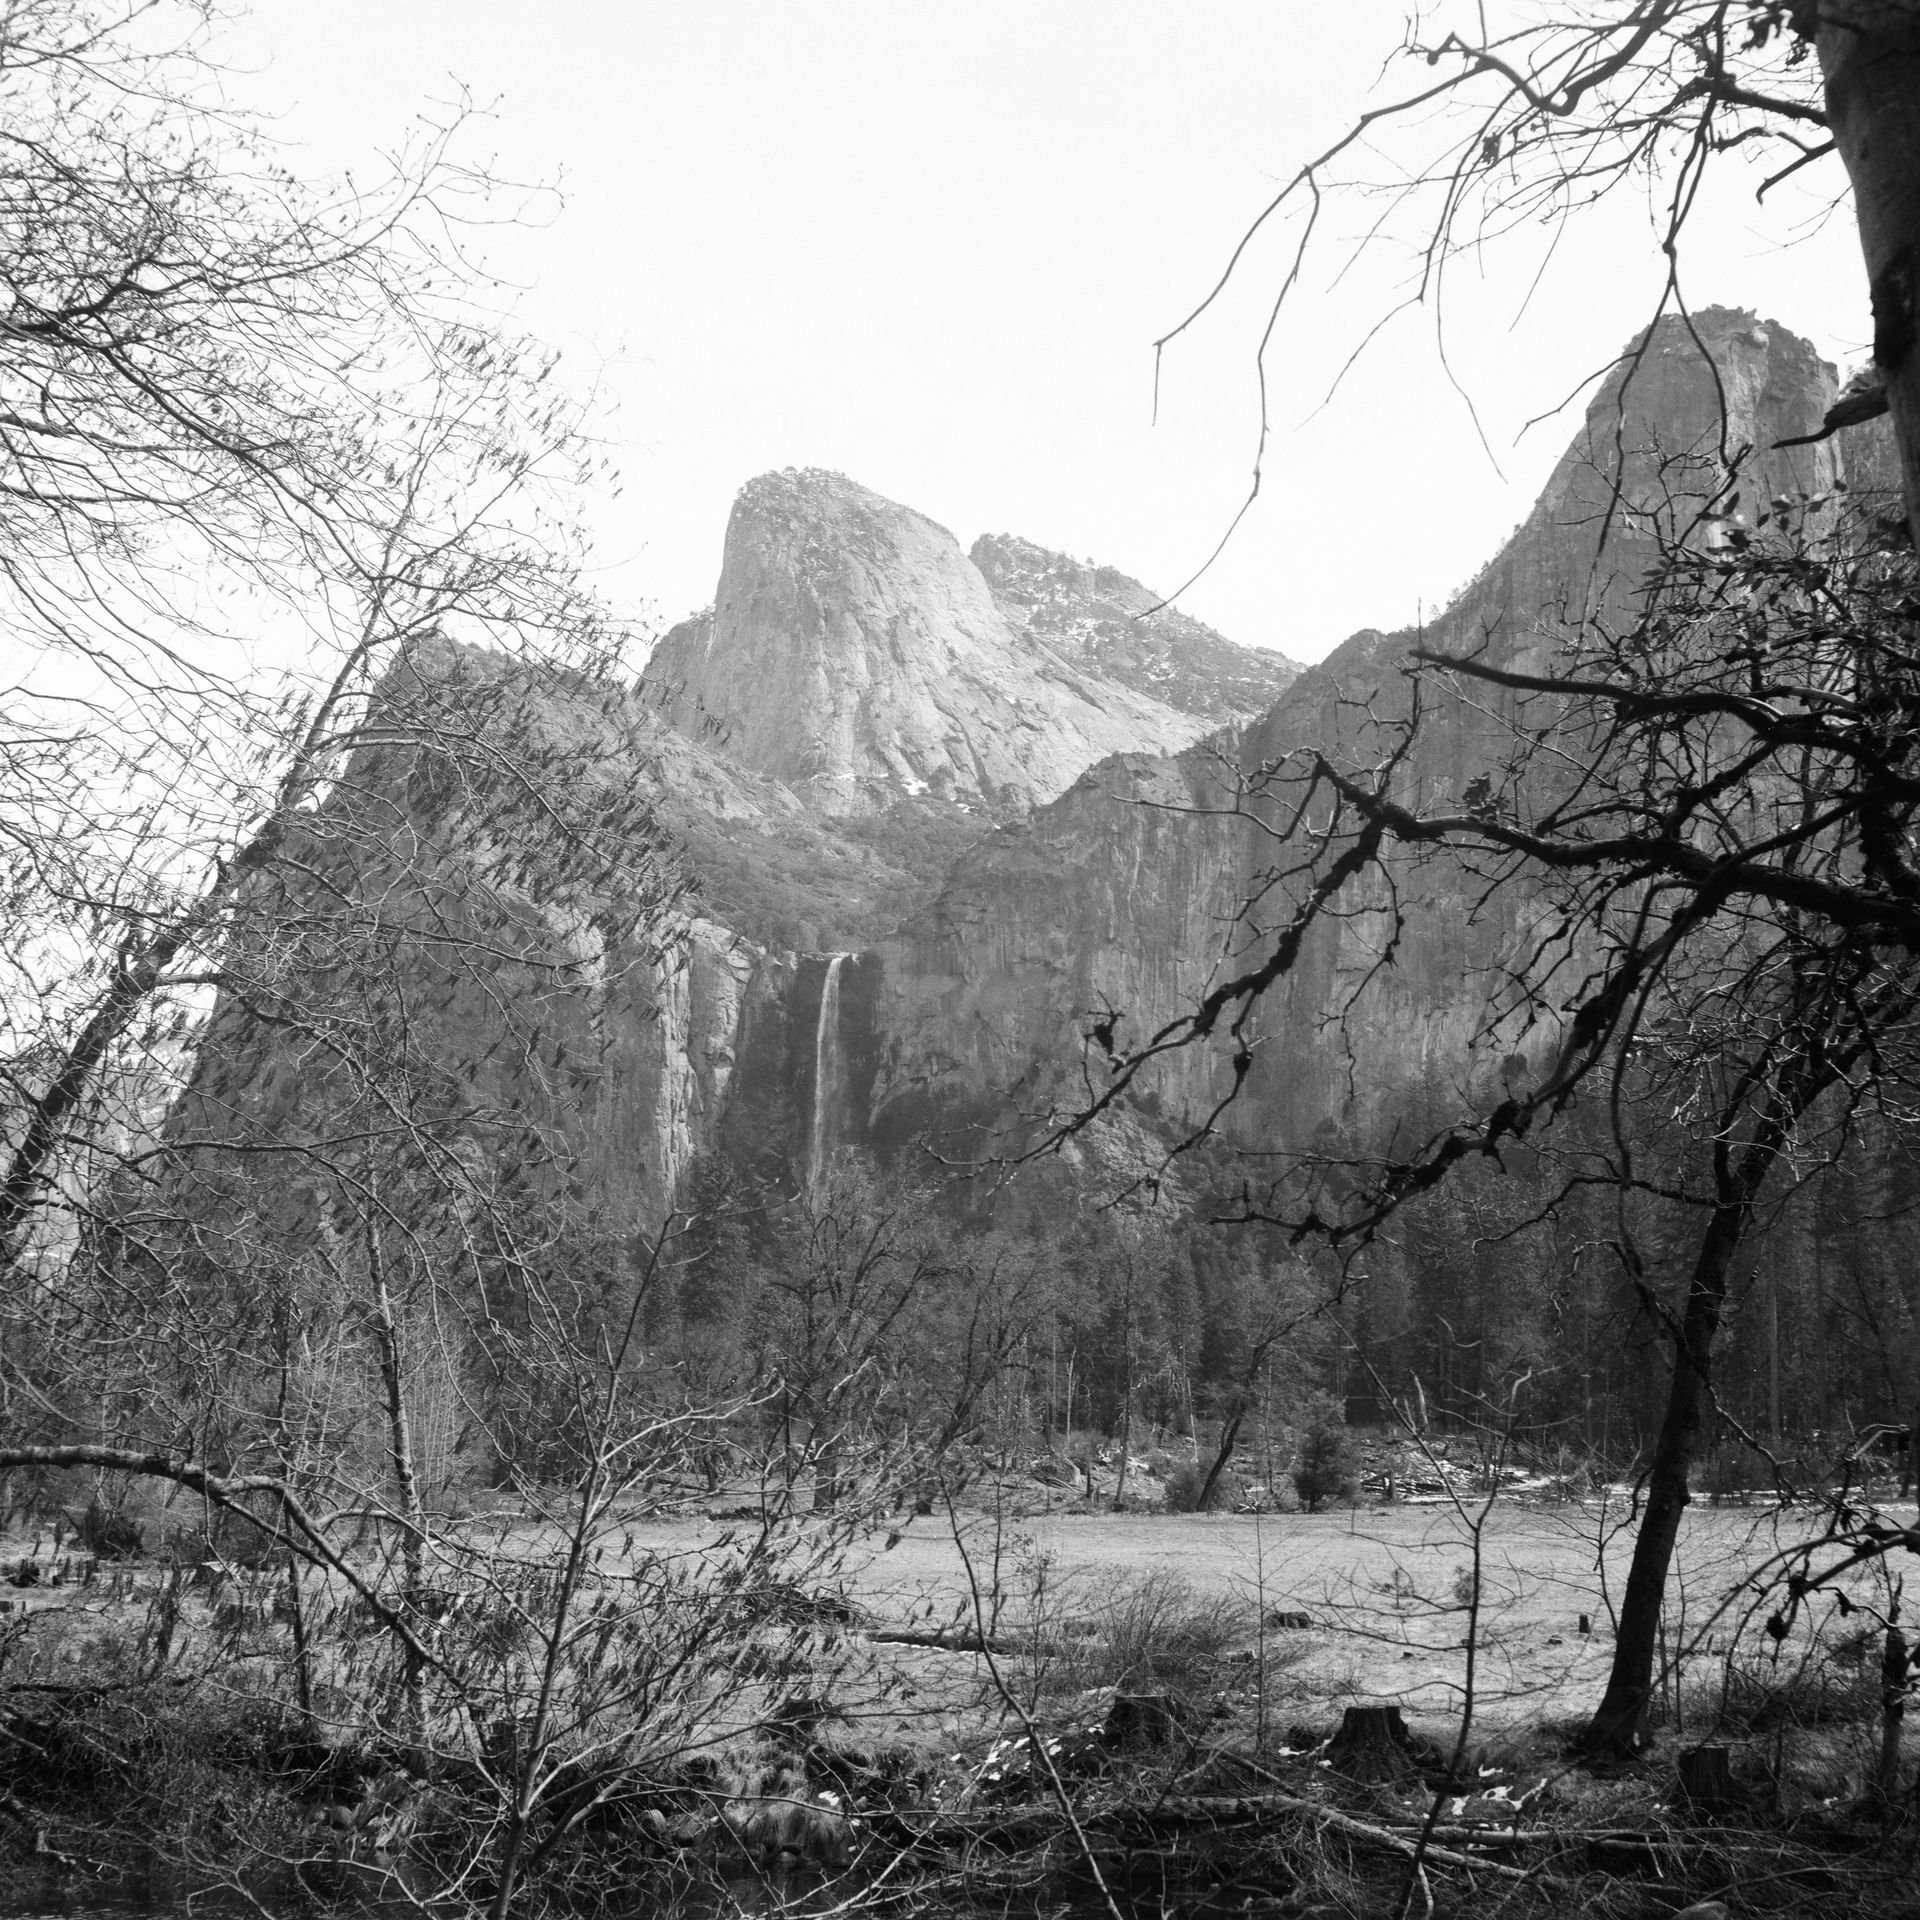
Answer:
[230,2,1868,665]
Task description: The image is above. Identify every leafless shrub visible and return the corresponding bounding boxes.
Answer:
[1164,1460,1247,1512]
[1014,1565,1253,1702]
[1688,1646,1884,1737]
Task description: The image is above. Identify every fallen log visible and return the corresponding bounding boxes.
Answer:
[4,1676,191,1695]
[864,1627,1018,1654]
[858,1791,1536,1878]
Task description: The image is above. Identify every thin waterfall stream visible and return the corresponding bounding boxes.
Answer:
[808,953,847,1190]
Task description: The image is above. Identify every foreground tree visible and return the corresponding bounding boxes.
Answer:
[0,0,655,1279]
[0,13,833,1904]
[1077,0,1920,1758]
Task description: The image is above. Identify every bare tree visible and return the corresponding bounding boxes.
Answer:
[1064,467,1920,1754]
[1058,0,1920,1759]
[0,0,646,1283]
[0,1223,877,1914]
[1192,1249,1321,1512]
[1153,5,1910,563]
[0,15,848,1901]
[753,1158,1048,1514]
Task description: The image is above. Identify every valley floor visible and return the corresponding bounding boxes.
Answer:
[630,1496,1901,1747]
[2,1492,1913,1917]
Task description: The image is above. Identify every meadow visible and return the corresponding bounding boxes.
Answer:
[612,1490,1897,1753]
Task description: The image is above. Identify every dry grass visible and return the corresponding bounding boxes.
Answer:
[2,1494,1914,1920]
[6,1495,1898,1764]
[1010,1564,1251,1700]
[756,1498,1907,1753]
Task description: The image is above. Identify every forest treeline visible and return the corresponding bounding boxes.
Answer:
[642,1124,1920,1512]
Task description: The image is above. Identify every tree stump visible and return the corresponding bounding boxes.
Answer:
[1675,1744,1737,1816]
[1877,1623,1910,1814]
[1103,1692,1185,1747]
[1326,1704,1423,1782]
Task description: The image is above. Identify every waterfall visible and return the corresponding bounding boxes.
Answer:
[808,954,847,1191]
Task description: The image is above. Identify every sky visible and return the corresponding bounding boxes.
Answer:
[228,3,1869,665]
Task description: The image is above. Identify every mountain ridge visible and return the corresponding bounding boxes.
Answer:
[861,306,1863,1170]
[168,305,1877,1234]
[639,467,1298,820]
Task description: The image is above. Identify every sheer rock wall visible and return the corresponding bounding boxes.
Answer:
[179,310,1873,1225]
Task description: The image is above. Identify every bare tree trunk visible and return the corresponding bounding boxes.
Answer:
[1198,1320,1297,1511]
[366,1190,429,1754]
[273,1339,315,1736]
[1767,1265,1782,1450]
[1812,1209,1829,1432]
[0,926,193,1260]
[1581,1095,1807,1760]
[1194,1403,1247,1513]
[285,1548,314,1733]
[0,619,382,1271]
[1817,5,1920,546]
[814,1430,840,1514]
[1878,1619,1910,1820]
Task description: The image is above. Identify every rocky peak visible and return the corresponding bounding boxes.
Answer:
[640,469,1283,818]
[1254,309,1848,716]
[865,310,1866,1166]
[1514,307,1843,598]
[971,532,1300,723]
[182,308,1878,1251]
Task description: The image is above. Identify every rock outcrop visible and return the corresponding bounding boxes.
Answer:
[173,307,1876,1227]
[640,469,1294,817]
[167,648,781,1238]
[169,464,1302,1220]
[971,532,1299,724]
[863,308,1862,1166]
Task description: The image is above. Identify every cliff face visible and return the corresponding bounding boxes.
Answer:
[640,469,1294,817]
[174,472,1301,1220]
[970,532,1300,724]
[167,649,782,1239]
[863,309,1858,1164]
[176,308,1871,1228]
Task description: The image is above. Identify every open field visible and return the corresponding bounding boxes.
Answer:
[7,1491,1892,1751]
[3,1488,1903,1754]
[597,1494,1908,1750]
[2,1488,1912,1917]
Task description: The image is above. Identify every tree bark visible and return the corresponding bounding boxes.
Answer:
[1328,1704,1425,1783]
[0,1442,444,1677]
[1818,6,1920,546]
[1676,1744,1737,1816]
[0,618,381,1271]
[1877,1621,1910,1815]
[1112,1265,1134,1513]
[1580,1088,1815,1760]
[366,1188,429,1755]
[273,1336,315,1736]
[1195,1405,1246,1512]
[1198,1325,1291,1510]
